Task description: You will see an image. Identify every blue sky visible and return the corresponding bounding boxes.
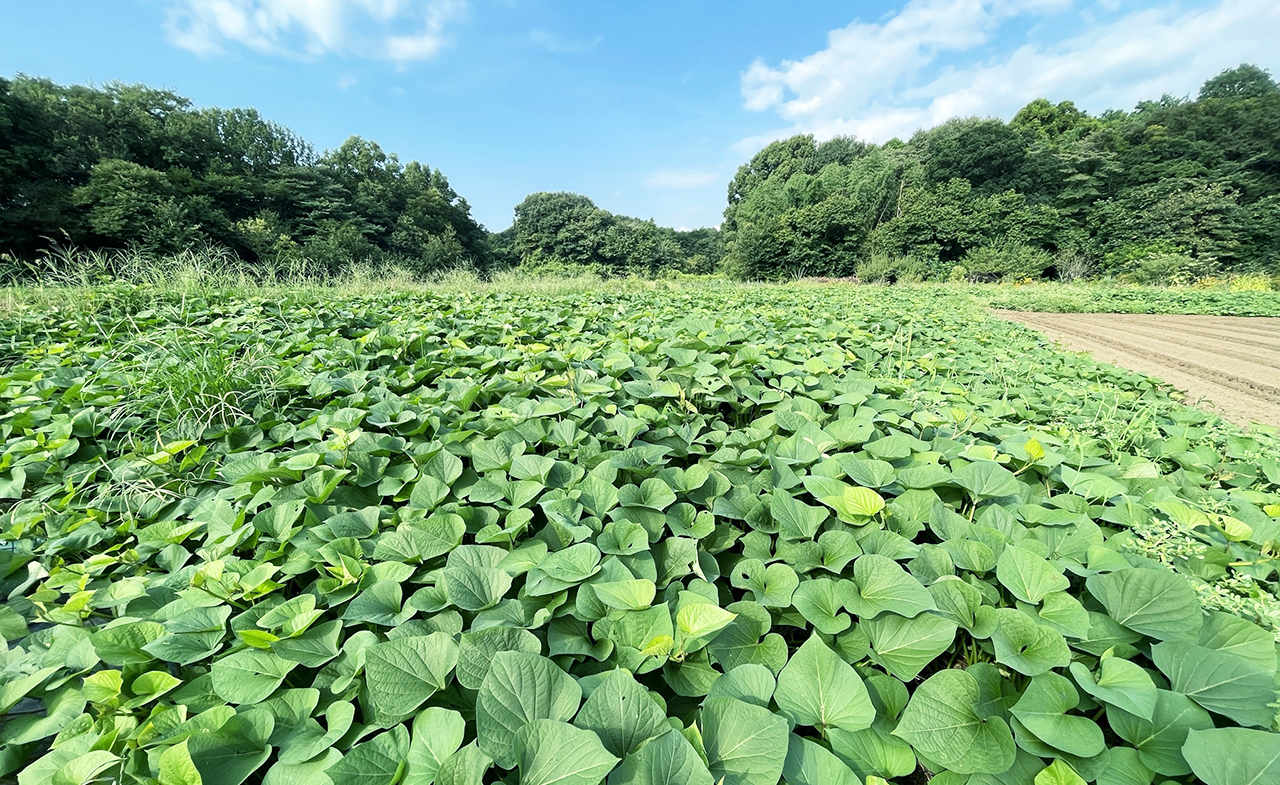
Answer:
[3,1,1279,231]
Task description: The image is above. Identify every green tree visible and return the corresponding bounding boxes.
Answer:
[916,118,1032,196]
[1011,99,1097,141]
[1199,64,1279,101]
[1089,179,1243,273]
[0,76,490,277]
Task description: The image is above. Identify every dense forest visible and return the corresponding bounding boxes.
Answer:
[722,64,1280,283]
[0,76,718,278]
[492,192,722,276]
[0,77,492,276]
[2,65,1278,282]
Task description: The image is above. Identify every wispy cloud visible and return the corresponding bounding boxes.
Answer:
[528,29,601,54]
[643,169,722,189]
[740,0,1280,146]
[164,0,468,63]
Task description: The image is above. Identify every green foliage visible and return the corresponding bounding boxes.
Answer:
[963,240,1054,281]
[854,254,927,284]
[0,77,490,276]
[720,63,1280,281]
[960,281,1280,315]
[1199,63,1280,101]
[2,282,1280,785]
[510,192,719,277]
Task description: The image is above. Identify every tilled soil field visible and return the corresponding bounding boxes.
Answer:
[997,311,1280,428]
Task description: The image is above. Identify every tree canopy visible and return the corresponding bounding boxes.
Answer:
[0,75,490,275]
[4,64,1279,283]
[503,192,721,276]
[720,63,1280,282]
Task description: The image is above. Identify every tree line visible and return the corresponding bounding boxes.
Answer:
[721,64,1280,283]
[0,77,491,277]
[0,76,719,279]
[2,65,1278,282]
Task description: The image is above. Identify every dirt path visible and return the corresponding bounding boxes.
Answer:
[996,311,1280,428]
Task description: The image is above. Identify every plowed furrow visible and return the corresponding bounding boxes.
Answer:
[1068,324,1280,366]
[1113,315,1280,342]
[997,311,1280,427]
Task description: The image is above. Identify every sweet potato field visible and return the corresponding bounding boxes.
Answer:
[2,285,1280,785]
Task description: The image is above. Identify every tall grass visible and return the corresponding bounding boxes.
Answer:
[0,246,723,316]
[102,324,294,439]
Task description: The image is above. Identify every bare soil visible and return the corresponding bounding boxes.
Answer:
[996,311,1280,428]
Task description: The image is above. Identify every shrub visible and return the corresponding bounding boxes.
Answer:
[854,254,927,283]
[1229,272,1274,291]
[1052,248,1095,281]
[962,240,1053,281]
[1126,252,1199,285]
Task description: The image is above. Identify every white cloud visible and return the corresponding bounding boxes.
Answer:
[741,0,1280,146]
[163,0,467,62]
[336,74,358,89]
[643,169,723,189]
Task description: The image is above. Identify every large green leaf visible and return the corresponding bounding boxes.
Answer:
[996,546,1069,604]
[952,462,1020,499]
[774,635,875,733]
[704,603,787,674]
[1094,747,1154,785]
[277,701,355,765]
[433,744,492,785]
[405,707,465,785]
[674,603,737,652]
[1151,640,1277,727]
[1034,759,1086,785]
[1107,689,1213,776]
[863,612,957,681]
[363,633,459,719]
[526,543,604,595]
[476,652,582,769]
[573,669,670,757]
[701,697,789,785]
[730,559,798,608]
[1182,728,1280,785]
[159,741,202,785]
[892,669,1016,776]
[1068,657,1157,720]
[455,627,542,690]
[265,750,342,785]
[187,710,274,785]
[781,734,860,785]
[593,579,657,611]
[1197,611,1278,671]
[802,476,885,521]
[1085,569,1201,641]
[53,750,123,785]
[771,493,828,541]
[790,578,850,635]
[705,664,776,708]
[606,730,713,785]
[843,554,935,619]
[329,726,410,785]
[1009,672,1105,757]
[210,650,297,705]
[442,545,514,611]
[989,609,1070,676]
[929,577,998,636]
[514,720,619,785]
[1032,592,1090,639]
[827,724,917,780]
